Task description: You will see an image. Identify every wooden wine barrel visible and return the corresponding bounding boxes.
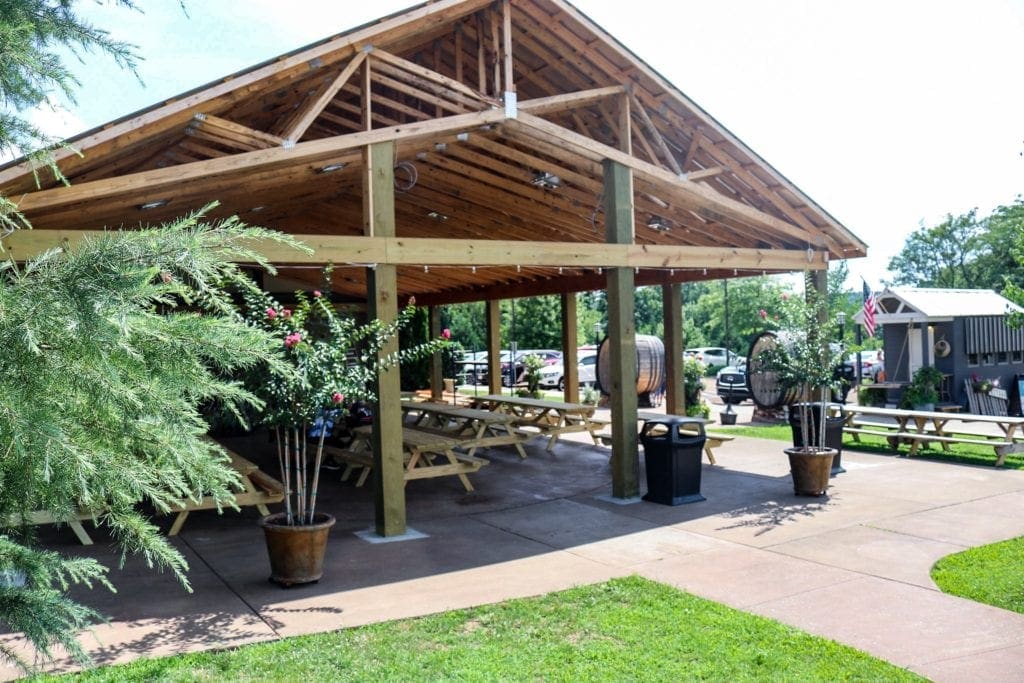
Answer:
[746,331,798,409]
[596,335,665,399]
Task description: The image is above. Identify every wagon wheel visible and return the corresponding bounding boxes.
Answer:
[746,331,795,409]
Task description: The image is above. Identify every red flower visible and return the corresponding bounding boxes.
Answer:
[442,328,451,340]
[313,290,322,298]
[332,392,344,404]
[781,293,789,301]
[284,332,302,348]
[282,308,292,319]
[759,309,768,319]
[266,307,277,319]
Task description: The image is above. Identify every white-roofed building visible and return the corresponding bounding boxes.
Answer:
[853,288,1024,411]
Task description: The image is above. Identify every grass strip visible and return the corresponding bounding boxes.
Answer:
[54,576,922,682]
[932,537,1024,614]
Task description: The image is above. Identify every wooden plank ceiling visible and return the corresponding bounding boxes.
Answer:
[0,0,866,305]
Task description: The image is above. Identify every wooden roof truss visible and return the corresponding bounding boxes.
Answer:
[1,0,866,304]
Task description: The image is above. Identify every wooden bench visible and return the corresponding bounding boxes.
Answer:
[328,427,489,492]
[14,449,284,544]
[165,450,285,536]
[842,426,1016,459]
[594,421,733,465]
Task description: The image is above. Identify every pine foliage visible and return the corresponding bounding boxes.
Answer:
[0,205,303,671]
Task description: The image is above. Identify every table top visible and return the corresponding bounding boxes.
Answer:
[839,404,1024,425]
[402,403,516,423]
[637,411,709,424]
[471,394,594,414]
[353,425,459,449]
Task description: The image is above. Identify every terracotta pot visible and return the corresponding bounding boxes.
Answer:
[784,447,836,497]
[259,512,336,587]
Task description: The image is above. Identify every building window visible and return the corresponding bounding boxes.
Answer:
[982,353,994,366]
[997,352,1008,364]
[968,353,979,367]
[1012,350,1023,364]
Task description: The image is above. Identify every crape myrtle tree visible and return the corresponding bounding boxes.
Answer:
[0,1,301,673]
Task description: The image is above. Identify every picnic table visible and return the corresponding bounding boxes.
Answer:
[467,394,602,451]
[837,404,1024,465]
[402,402,528,458]
[326,425,488,491]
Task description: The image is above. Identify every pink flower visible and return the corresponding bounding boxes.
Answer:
[282,308,292,319]
[442,328,451,340]
[781,293,789,301]
[332,392,344,404]
[758,309,767,319]
[313,290,322,298]
[284,332,302,348]
[266,307,277,319]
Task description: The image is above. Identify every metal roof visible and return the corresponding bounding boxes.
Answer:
[854,287,1024,324]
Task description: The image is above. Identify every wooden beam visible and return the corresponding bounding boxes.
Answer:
[284,51,368,144]
[506,114,820,247]
[371,48,496,106]
[486,299,501,395]
[561,292,578,402]
[502,0,514,94]
[662,282,684,415]
[429,305,444,400]
[13,109,509,215]
[364,139,405,537]
[3,230,831,271]
[0,0,494,187]
[517,85,626,116]
[629,93,682,175]
[188,114,285,150]
[604,158,639,500]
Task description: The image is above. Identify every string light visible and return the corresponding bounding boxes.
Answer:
[424,265,429,273]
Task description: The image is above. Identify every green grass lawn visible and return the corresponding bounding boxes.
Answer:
[713,423,1024,469]
[54,577,922,682]
[932,537,1024,614]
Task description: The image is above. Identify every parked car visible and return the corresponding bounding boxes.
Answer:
[456,351,489,385]
[846,349,884,381]
[539,352,598,390]
[715,365,749,404]
[686,347,740,371]
[480,349,562,386]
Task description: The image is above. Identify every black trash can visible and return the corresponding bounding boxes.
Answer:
[788,402,845,475]
[640,417,707,505]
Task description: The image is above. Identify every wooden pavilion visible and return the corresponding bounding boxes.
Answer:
[1,0,867,535]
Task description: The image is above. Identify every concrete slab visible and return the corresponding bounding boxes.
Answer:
[769,524,964,588]
[752,576,1024,671]
[635,542,863,608]
[8,431,1024,679]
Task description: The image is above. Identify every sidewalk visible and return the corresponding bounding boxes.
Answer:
[4,432,1024,681]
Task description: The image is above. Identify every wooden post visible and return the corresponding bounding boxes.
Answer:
[561,292,579,401]
[662,283,684,415]
[604,158,639,500]
[486,299,502,395]
[429,305,443,401]
[364,140,404,537]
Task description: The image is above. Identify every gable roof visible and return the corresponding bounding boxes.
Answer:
[855,287,1024,324]
[1,0,867,304]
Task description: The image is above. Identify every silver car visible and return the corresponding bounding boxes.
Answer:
[539,352,597,390]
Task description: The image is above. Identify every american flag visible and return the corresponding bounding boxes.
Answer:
[862,281,877,337]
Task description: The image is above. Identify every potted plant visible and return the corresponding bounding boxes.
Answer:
[759,282,844,496]
[901,366,943,411]
[240,278,447,586]
[683,357,713,420]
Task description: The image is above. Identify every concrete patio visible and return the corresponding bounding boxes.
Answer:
[5,426,1024,681]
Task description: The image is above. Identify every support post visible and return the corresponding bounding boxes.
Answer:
[662,282,684,415]
[561,292,579,401]
[364,141,405,537]
[486,299,502,395]
[429,305,443,401]
[603,158,639,499]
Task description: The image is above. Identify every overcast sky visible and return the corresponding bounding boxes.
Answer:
[44,0,1024,289]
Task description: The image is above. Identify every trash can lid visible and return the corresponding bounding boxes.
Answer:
[640,416,706,438]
